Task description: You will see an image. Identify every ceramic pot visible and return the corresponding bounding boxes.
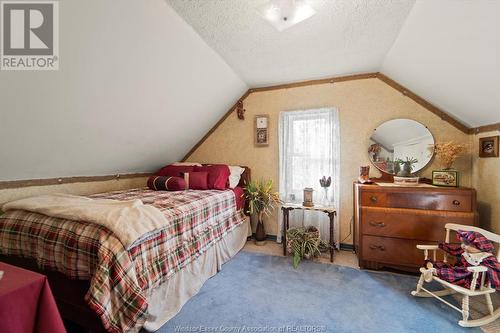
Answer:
[255,218,266,241]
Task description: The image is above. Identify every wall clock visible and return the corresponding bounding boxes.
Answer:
[255,115,269,147]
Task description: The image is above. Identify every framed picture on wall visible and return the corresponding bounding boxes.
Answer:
[479,136,499,158]
[255,115,269,146]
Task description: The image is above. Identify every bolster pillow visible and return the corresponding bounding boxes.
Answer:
[147,176,186,191]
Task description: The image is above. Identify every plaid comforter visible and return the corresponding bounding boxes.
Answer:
[0,188,245,333]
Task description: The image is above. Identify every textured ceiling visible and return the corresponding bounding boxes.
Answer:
[167,0,415,87]
[167,0,499,128]
[382,0,500,127]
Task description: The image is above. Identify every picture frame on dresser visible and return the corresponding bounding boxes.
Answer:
[432,170,459,187]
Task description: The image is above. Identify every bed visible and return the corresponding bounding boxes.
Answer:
[0,167,251,333]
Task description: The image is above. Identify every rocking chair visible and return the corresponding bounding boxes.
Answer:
[411,223,500,327]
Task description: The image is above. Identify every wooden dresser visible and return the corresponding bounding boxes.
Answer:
[353,183,478,272]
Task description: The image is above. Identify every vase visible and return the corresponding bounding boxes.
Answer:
[321,187,329,204]
[254,212,267,245]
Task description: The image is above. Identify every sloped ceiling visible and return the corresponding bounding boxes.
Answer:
[0,0,246,180]
[168,0,500,128]
[167,0,415,87]
[382,0,500,127]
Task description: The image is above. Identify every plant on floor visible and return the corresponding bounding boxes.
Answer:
[244,179,281,242]
[286,226,329,268]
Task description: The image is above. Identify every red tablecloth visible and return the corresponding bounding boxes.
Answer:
[0,262,66,333]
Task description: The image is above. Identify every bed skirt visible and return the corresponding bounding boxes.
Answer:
[142,217,250,331]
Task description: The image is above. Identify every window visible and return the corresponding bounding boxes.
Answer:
[278,108,340,244]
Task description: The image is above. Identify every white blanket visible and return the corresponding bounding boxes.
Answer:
[2,193,168,249]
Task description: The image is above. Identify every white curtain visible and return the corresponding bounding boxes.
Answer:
[277,108,340,247]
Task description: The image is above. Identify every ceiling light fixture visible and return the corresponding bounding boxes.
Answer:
[257,0,316,32]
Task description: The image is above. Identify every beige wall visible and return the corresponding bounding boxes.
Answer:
[472,131,500,234]
[187,78,473,244]
[1,78,496,242]
[0,177,148,207]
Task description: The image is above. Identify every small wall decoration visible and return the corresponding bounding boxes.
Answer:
[432,170,459,187]
[236,101,245,120]
[479,136,499,158]
[255,114,269,146]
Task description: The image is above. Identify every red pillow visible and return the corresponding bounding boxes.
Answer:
[194,165,230,190]
[147,176,186,191]
[157,165,195,177]
[185,171,209,190]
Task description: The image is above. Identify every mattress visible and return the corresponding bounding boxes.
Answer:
[0,188,246,333]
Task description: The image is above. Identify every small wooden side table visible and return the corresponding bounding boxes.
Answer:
[281,203,337,262]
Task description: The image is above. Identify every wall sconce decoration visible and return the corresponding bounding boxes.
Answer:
[236,101,245,120]
[303,187,314,207]
[255,114,269,146]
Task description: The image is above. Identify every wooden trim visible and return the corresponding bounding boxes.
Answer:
[470,122,500,134]
[376,73,470,134]
[181,71,490,162]
[181,73,377,161]
[0,172,152,190]
[181,89,251,161]
[249,72,378,93]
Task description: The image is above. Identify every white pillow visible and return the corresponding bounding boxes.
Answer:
[228,166,245,188]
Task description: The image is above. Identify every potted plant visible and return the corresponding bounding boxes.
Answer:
[395,157,418,177]
[319,176,331,204]
[287,226,329,268]
[244,179,281,245]
[431,142,468,170]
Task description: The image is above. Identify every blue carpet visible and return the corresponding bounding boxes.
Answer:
[155,251,480,333]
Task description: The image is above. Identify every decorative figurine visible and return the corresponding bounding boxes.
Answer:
[358,166,372,184]
[422,230,500,289]
[236,101,245,120]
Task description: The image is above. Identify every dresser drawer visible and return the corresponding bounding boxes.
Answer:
[388,192,472,212]
[360,189,473,212]
[361,208,476,241]
[432,193,473,212]
[362,235,423,266]
[360,191,387,207]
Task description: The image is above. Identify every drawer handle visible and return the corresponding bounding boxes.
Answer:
[369,221,386,227]
[370,196,378,202]
[452,200,460,206]
[369,245,386,251]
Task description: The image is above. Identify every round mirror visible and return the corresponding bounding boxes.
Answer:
[368,119,434,175]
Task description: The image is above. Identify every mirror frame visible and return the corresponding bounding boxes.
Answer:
[368,118,435,177]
